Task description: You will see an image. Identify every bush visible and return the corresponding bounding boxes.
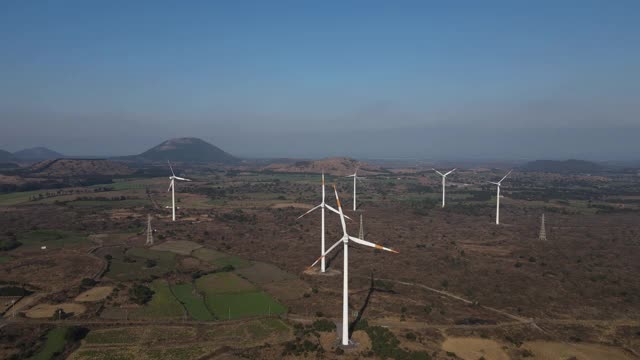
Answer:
[145,259,157,268]
[0,286,33,296]
[365,325,431,360]
[129,284,154,305]
[0,238,22,251]
[219,265,235,272]
[312,319,335,332]
[66,326,89,342]
[80,278,97,287]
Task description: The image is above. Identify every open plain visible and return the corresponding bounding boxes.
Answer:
[1,159,640,359]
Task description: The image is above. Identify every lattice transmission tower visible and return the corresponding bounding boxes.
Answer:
[146,215,154,246]
[539,213,547,241]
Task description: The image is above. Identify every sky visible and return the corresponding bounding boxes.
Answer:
[0,1,639,160]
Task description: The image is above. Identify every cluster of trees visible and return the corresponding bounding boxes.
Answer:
[0,181,68,194]
[0,177,115,195]
[0,286,33,297]
[74,195,129,202]
[409,198,438,216]
[191,265,235,280]
[216,209,256,224]
[0,231,21,251]
[354,320,431,360]
[129,284,154,305]
[26,186,116,201]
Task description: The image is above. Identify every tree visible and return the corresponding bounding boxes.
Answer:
[80,278,97,287]
[129,284,154,305]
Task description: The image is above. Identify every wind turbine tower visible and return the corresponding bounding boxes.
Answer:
[167,161,192,221]
[346,169,364,211]
[539,213,547,241]
[489,170,512,225]
[308,185,397,346]
[433,168,456,207]
[297,173,346,273]
[146,215,154,246]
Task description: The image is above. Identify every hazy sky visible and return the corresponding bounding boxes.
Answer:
[1,1,639,160]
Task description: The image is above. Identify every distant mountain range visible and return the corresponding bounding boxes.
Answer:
[520,159,606,174]
[0,147,65,162]
[131,137,239,163]
[0,149,13,162]
[13,147,64,161]
[3,138,239,165]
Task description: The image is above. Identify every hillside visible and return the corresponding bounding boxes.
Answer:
[136,137,238,163]
[13,147,64,161]
[0,149,14,162]
[263,157,385,176]
[520,159,605,174]
[28,159,134,177]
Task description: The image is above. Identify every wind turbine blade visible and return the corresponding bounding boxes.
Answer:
[348,236,398,254]
[297,204,322,219]
[346,174,356,178]
[325,204,352,220]
[173,176,191,181]
[499,170,513,183]
[333,185,348,236]
[307,237,343,269]
[488,181,500,185]
[168,161,176,177]
[432,169,444,177]
[444,168,456,176]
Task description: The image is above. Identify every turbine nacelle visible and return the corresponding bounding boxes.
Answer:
[433,168,456,177]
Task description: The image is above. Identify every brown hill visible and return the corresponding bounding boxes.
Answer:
[28,159,134,177]
[135,137,238,163]
[263,157,385,176]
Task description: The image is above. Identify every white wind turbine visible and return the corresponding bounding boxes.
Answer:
[489,170,512,225]
[433,168,456,208]
[297,172,350,273]
[167,161,191,221]
[308,185,398,346]
[346,169,364,211]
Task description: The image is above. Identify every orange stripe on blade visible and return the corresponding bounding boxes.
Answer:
[333,185,342,208]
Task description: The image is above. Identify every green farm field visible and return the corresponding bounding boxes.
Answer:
[171,283,215,320]
[195,272,257,294]
[195,273,286,319]
[205,292,286,319]
[192,248,252,269]
[130,279,184,320]
[105,248,176,281]
[27,327,69,360]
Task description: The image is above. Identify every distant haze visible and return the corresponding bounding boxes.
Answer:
[1,2,639,160]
